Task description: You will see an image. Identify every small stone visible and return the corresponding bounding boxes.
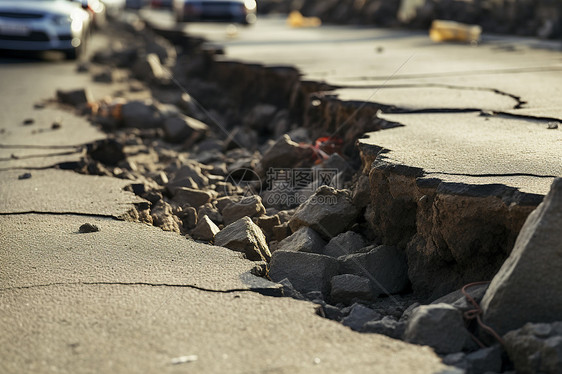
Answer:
[56,88,92,107]
[18,173,32,180]
[341,303,382,332]
[172,187,213,209]
[22,118,34,126]
[289,186,359,239]
[547,122,559,130]
[330,274,374,304]
[222,195,266,225]
[276,227,326,254]
[363,316,406,340]
[404,303,471,354]
[339,245,409,296]
[278,278,305,300]
[191,215,220,241]
[272,222,292,242]
[504,322,562,374]
[79,223,100,233]
[269,250,338,295]
[163,115,209,143]
[324,231,366,257]
[215,217,271,261]
[51,122,62,130]
[256,215,281,241]
[256,134,315,176]
[465,345,503,374]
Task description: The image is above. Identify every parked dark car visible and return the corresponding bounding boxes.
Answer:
[173,0,256,25]
[150,0,173,9]
[0,0,91,59]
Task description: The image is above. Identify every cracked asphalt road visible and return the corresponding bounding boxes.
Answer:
[145,13,561,199]
[0,27,452,374]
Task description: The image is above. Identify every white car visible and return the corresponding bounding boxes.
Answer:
[0,0,91,59]
[173,0,257,25]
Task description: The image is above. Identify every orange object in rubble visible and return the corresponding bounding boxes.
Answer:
[429,20,482,43]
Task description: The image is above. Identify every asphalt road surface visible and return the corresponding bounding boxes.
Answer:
[142,10,562,197]
[0,20,452,374]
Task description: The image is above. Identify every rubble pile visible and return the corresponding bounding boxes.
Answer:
[53,18,562,374]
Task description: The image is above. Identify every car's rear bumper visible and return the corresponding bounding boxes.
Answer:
[0,38,76,51]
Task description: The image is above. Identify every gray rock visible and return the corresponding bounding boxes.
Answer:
[272,222,291,242]
[244,103,277,130]
[363,316,406,340]
[191,215,220,241]
[404,303,471,354]
[215,196,240,213]
[163,115,209,143]
[277,227,326,254]
[504,322,562,374]
[180,206,198,230]
[197,203,222,224]
[323,304,344,321]
[150,200,181,233]
[341,303,382,332]
[277,278,305,300]
[167,163,210,193]
[269,250,338,295]
[222,195,266,225]
[465,345,503,374]
[400,302,421,322]
[339,245,409,296]
[256,134,314,175]
[121,99,162,129]
[215,217,271,262]
[256,215,281,241]
[56,88,92,107]
[288,186,359,239]
[481,178,562,336]
[442,353,468,371]
[431,283,489,314]
[132,53,167,83]
[330,274,374,304]
[172,187,213,209]
[324,231,367,258]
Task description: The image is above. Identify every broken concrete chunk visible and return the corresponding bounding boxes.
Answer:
[256,134,314,175]
[163,115,209,143]
[276,227,326,254]
[464,345,503,374]
[121,99,163,129]
[338,245,409,296]
[272,222,291,242]
[363,317,406,340]
[503,322,562,374]
[481,178,562,336]
[167,163,210,193]
[79,223,100,233]
[197,203,222,224]
[215,217,271,262]
[277,278,305,300]
[132,53,167,83]
[191,215,220,242]
[256,215,281,241]
[324,231,367,258]
[268,250,338,295]
[56,88,92,107]
[222,195,266,225]
[288,186,359,239]
[404,303,471,354]
[341,303,382,332]
[172,187,213,209]
[151,200,182,233]
[330,274,374,304]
